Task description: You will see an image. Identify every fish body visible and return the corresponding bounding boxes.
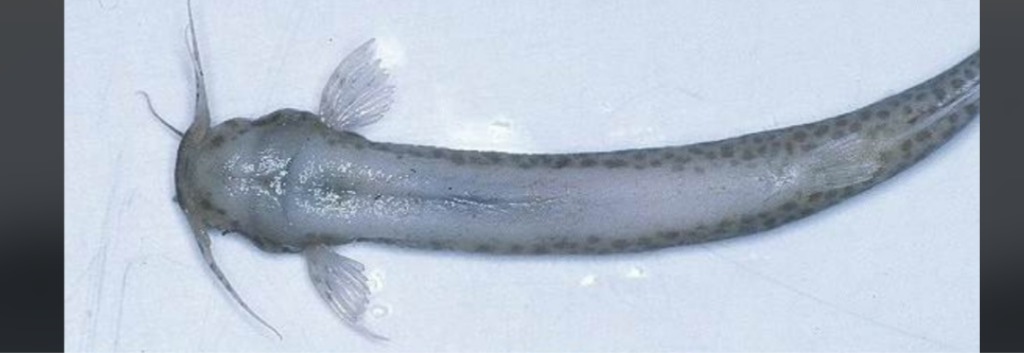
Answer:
[187,53,980,256]
[166,4,979,339]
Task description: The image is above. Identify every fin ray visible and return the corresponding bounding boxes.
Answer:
[318,39,395,132]
[305,244,388,341]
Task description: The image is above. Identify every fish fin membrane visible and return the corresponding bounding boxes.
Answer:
[304,244,388,341]
[802,134,881,192]
[318,39,395,132]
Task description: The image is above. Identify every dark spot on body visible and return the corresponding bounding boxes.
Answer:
[586,236,600,244]
[781,201,799,212]
[965,103,979,116]
[741,150,756,160]
[902,105,914,115]
[611,239,629,248]
[527,156,543,166]
[432,149,445,158]
[814,125,830,137]
[580,158,598,167]
[808,192,822,203]
[793,130,808,142]
[900,140,913,152]
[209,135,225,147]
[824,189,839,201]
[658,231,679,240]
[636,237,654,248]
[849,121,863,133]
[603,159,628,168]
[650,159,663,168]
[942,127,956,140]
[538,155,553,166]
[720,145,735,158]
[553,156,571,168]
[915,130,932,142]
[450,153,466,165]
[551,240,570,250]
[485,153,502,164]
[470,155,489,165]
[876,110,891,119]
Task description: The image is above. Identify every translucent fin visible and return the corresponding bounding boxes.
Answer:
[802,134,881,192]
[318,39,395,132]
[304,244,388,340]
[188,219,282,339]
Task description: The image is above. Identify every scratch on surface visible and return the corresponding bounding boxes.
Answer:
[700,245,960,351]
[113,258,140,351]
[81,150,137,352]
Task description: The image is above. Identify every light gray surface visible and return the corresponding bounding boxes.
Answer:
[64,0,979,351]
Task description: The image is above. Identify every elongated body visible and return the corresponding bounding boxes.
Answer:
[165,5,979,339]
[190,53,980,256]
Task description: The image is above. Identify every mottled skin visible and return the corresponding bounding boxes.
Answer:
[183,51,980,256]
[167,12,978,335]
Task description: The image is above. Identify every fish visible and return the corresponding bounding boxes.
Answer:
[151,2,979,340]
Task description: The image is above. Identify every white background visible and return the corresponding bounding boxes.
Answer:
[65,0,980,351]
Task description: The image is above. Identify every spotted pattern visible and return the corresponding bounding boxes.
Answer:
[214,52,979,256]
[338,54,978,183]
[360,51,980,256]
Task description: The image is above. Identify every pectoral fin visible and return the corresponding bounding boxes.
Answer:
[318,39,395,132]
[304,244,388,340]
